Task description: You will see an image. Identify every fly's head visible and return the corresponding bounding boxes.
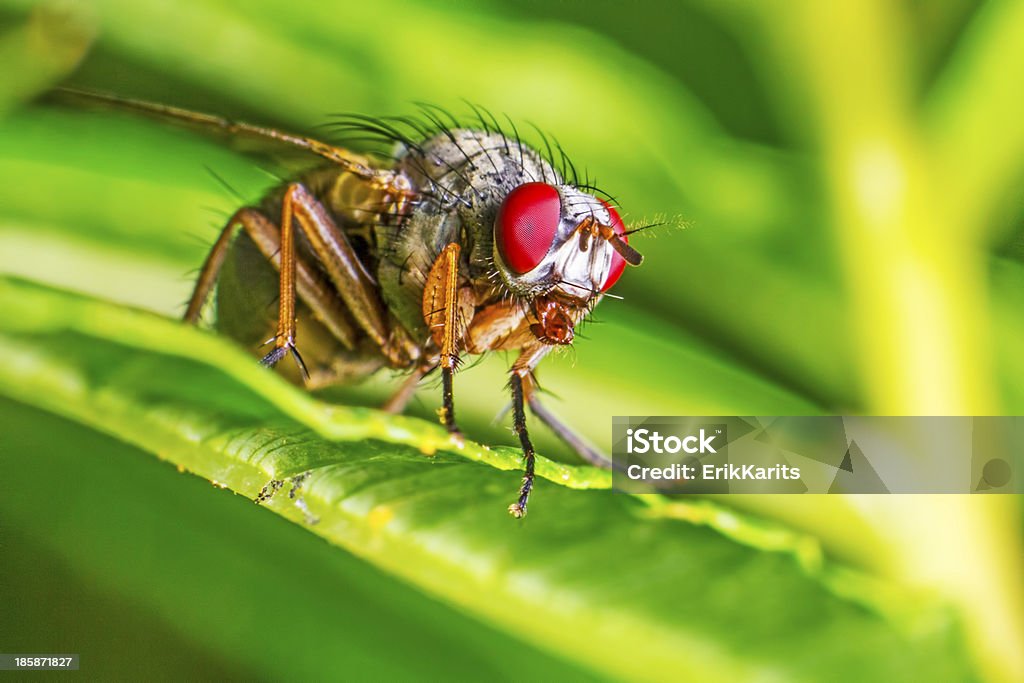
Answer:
[491,182,643,346]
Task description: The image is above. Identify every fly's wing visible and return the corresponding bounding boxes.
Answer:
[47,87,381,178]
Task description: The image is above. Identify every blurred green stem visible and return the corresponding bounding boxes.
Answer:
[779,4,1017,682]
[787,0,996,415]
[926,0,1024,242]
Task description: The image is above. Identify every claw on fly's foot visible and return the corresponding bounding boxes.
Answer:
[260,339,309,379]
[260,345,289,367]
[508,502,526,518]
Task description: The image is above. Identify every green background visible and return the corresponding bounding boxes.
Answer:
[0,0,1021,681]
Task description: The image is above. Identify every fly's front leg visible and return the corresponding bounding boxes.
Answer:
[507,343,553,518]
[422,243,464,437]
[508,372,535,518]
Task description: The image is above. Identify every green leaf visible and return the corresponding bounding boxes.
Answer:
[0,397,598,681]
[0,276,977,681]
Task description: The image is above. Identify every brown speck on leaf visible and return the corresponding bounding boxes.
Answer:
[255,478,284,504]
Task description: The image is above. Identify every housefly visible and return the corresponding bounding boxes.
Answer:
[55,88,643,517]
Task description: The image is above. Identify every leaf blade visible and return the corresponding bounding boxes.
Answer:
[0,276,977,682]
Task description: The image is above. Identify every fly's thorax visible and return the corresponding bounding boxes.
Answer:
[395,130,562,275]
[395,130,560,202]
[373,202,460,341]
[376,130,562,343]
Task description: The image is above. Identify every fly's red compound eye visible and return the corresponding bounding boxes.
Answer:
[600,200,628,291]
[495,182,561,274]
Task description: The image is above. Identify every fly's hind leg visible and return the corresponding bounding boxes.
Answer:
[259,185,305,372]
[183,205,361,376]
[272,182,422,369]
[186,180,409,379]
[276,183,393,350]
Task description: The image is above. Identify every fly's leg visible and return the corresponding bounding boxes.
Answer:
[182,206,361,365]
[508,372,536,518]
[261,185,304,371]
[422,243,464,437]
[184,209,243,325]
[265,181,399,371]
[527,395,613,469]
[186,181,402,376]
[506,343,554,518]
[279,183,392,350]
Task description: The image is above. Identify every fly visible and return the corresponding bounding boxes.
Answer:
[55,88,644,517]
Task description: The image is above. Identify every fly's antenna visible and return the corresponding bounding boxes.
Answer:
[603,230,643,266]
[579,216,644,266]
